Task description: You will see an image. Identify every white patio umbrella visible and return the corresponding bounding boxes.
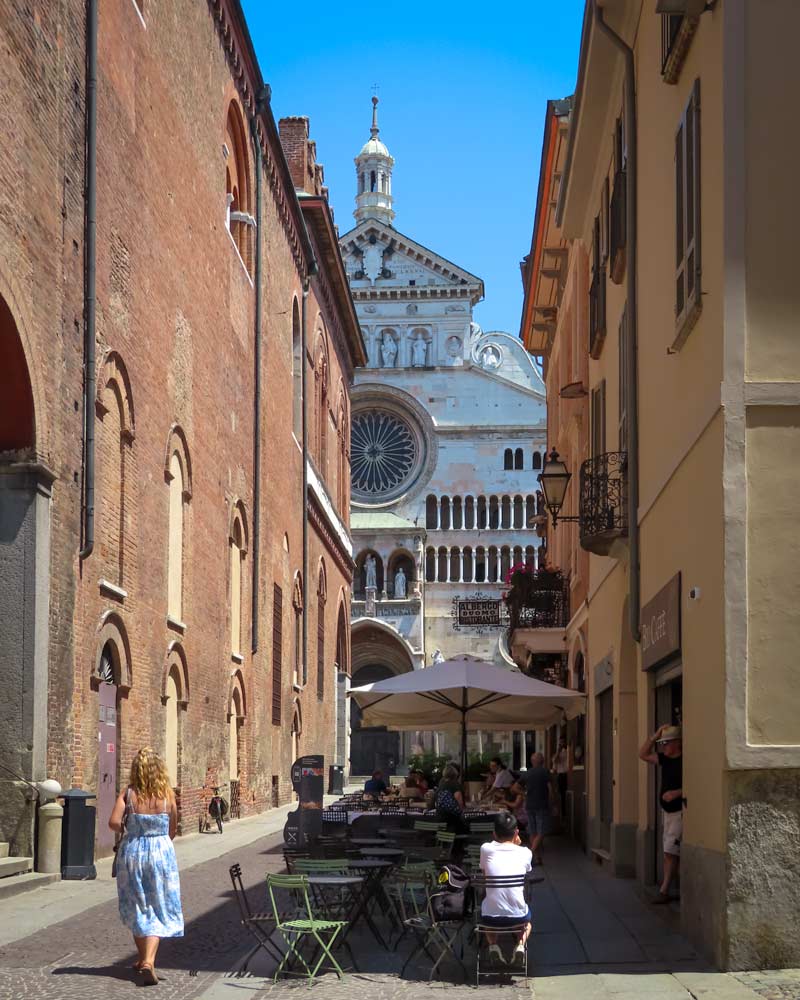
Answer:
[349,654,586,774]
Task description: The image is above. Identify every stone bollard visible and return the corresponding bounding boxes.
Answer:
[37,800,64,874]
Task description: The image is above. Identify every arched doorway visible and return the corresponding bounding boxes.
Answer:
[349,621,414,777]
[0,294,51,859]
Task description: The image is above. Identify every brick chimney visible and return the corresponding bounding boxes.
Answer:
[278,116,325,196]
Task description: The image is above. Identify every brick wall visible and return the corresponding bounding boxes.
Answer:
[0,0,358,852]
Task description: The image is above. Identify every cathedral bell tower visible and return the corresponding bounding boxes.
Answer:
[354,97,395,226]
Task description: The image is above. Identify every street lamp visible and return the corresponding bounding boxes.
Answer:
[538,448,580,527]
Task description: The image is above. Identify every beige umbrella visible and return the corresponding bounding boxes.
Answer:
[349,654,585,774]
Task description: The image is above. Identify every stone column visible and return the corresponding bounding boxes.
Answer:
[436,498,441,530]
[458,550,464,583]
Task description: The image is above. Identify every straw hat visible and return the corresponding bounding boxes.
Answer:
[656,725,682,743]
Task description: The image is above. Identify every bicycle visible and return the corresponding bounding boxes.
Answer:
[201,784,229,834]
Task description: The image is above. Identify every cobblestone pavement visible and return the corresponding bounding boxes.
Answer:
[733,971,800,1000]
[0,828,289,1000]
[3,827,800,1000]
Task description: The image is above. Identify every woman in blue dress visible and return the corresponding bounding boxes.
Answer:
[109,747,184,985]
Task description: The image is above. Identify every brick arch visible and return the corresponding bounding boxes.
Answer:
[96,350,135,439]
[292,571,304,611]
[228,668,247,719]
[229,498,249,552]
[335,594,349,675]
[92,611,133,691]
[164,424,192,499]
[162,641,189,705]
[0,276,46,457]
[317,557,328,601]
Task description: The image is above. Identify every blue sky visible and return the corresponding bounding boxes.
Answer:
[241,1,584,336]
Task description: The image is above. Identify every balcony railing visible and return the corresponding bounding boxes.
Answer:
[506,569,570,633]
[589,266,607,359]
[579,451,628,556]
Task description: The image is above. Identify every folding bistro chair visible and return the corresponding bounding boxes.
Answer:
[228,864,283,969]
[401,871,469,981]
[266,873,348,983]
[471,872,542,984]
[384,862,436,949]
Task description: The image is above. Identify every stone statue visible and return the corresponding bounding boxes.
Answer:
[432,648,445,665]
[394,567,407,599]
[364,554,377,590]
[411,336,428,367]
[380,332,397,368]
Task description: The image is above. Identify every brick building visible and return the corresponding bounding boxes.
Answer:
[0,0,364,865]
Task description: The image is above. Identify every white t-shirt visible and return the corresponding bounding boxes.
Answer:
[479,840,532,917]
[492,768,514,790]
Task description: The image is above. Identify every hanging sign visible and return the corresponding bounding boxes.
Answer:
[641,573,681,671]
[451,594,510,633]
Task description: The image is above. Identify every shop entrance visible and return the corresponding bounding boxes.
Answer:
[654,668,682,885]
[597,686,614,852]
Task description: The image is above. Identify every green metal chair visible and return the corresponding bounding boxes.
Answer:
[266,873,347,983]
[435,830,457,857]
[293,858,350,875]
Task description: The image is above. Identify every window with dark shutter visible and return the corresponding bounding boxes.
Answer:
[591,380,607,459]
[618,306,629,454]
[589,217,607,358]
[610,116,627,285]
[674,79,702,348]
[272,584,283,726]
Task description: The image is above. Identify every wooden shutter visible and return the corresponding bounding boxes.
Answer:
[272,584,283,725]
[618,306,629,454]
[675,79,702,341]
[591,380,607,459]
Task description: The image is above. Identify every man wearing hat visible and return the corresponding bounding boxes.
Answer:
[639,724,683,903]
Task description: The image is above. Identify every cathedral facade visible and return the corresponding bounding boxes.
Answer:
[340,101,547,776]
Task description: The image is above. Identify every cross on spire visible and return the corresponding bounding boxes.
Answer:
[370,94,380,138]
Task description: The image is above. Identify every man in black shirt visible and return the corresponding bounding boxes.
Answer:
[639,725,683,903]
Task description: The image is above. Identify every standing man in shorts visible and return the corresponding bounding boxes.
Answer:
[525,752,551,864]
[639,725,683,903]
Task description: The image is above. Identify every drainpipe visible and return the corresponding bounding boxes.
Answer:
[79,0,98,561]
[594,2,640,643]
[249,90,267,653]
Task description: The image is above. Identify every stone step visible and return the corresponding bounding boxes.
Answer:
[0,856,33,879]
[0,870,60,901]
[0,843,8,859]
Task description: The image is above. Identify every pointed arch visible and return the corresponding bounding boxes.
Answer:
[225,98,253,271]
[164,424,192,499]
[96,350,135,439]
[92,611,133,691]
[314,325,330,474]
[228,667,247,719]
[161,640,190,705]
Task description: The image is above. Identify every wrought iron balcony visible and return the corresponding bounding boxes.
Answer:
[579,451,628,555]
[506,568,570,633]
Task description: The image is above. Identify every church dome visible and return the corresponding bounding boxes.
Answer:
[359,135,391,159]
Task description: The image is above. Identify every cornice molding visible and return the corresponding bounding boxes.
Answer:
[307,489,355,579]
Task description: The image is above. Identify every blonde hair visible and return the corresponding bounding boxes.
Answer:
[129,747,172,803]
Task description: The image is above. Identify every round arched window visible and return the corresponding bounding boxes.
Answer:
[350,408,419,502]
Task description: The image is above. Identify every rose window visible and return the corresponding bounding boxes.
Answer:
[351,409,418,500]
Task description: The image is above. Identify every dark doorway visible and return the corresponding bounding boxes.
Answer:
[597,686,614,852]
[349,663,399,777]
[96,644,120,856]
[654,671,682,884]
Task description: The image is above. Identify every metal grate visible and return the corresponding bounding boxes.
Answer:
[229,779,241,820]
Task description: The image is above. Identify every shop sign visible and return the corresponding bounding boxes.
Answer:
[451,595,510,633]
[641,573,681,671]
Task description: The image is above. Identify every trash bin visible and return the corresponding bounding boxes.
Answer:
[59,789,97,880]
[328,764,344,795]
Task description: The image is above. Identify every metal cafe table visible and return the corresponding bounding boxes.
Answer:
[305,872,365,971]
[346,858,396,949]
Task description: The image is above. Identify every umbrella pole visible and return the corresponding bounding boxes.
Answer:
[460,689,467,778]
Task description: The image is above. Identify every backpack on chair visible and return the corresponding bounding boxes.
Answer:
[429,864,473,921]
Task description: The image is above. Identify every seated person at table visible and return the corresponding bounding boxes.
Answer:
[479,811,532,965]
[363,770,388,797]
[435,764,468,832]
[402,775,424,800]
[504,778,529,837]
[484,758,514,803]
[413,769,429,794]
